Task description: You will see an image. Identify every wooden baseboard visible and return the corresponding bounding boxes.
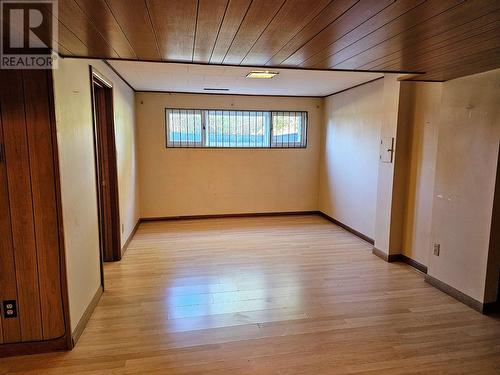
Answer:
[372,247,400,262]
[140,211,319,222]
[372,251,492,313]
[372,248,428,274]
[400,255,428,274]
[372,247,387,261]
[425,274,484,313]
[71,286,103,346]
[318,212,374,245]
[372,248,497,314]
[0,335,70,358]
[121,219,140,257]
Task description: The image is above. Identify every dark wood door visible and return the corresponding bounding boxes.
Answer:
[92,79,121,262]
[0,70,67,344]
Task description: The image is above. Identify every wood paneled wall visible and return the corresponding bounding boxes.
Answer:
[0,70,68,347]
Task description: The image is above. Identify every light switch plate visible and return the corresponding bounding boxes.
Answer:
[380,137,394,163]
[433,243,440,256]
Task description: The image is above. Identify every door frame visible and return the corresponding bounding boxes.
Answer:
[89,66,121,275]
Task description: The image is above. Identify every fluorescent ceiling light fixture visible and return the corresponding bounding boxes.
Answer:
[246,70,279,79]
[203,87,229,91]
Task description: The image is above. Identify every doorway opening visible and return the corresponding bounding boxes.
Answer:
[497,277,500,308]
[486,143,500,313]
[90,67,121,267]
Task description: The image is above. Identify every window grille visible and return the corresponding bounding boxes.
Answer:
[166,109,307,148]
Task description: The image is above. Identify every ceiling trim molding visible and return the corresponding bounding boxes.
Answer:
[69,55,426,76]
[323,77,384,98]
[134,90,324,99]
[102,60,136,92]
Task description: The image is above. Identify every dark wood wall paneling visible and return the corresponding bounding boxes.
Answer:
[0,72,43,342]
[54,1,500,81]
[0,71,69,349]
[23,71,66,340]
[0,96,20,344]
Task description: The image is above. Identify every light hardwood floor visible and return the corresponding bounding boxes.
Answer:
[2,215,500,374]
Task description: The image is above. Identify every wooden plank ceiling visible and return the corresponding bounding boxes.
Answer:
[55,0,500,81]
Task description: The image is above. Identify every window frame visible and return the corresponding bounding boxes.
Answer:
[203,109,272,148]
[165,108,204,148]
[165,108,308,149]
[270,111,308,149]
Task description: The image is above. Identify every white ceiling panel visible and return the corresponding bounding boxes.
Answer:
[107,60,384,97]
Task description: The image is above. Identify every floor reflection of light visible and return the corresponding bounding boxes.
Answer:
[169,293,212,307]
[164,266,306,332]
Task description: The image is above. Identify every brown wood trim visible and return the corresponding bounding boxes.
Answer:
[136,89,324,99]
[89,66,104,287]
[372,247,390,262]
[102,60,136,92]
[372,247,404,263]
[371,248,491,313]
[399,255,428,274]
[0,335,69,358]
[60,56,424,75]
[141,211,319,222]
[405,78,445,83]
[388,254,404,262]
[71,286,103,346]
[318,212,374,245]
[425,274,484,313]
[89,66,122,263]
[323,77,384,98]
[371,248,428,274]
[121,219,140,257]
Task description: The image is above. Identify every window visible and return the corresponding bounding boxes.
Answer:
[166,109,307,148]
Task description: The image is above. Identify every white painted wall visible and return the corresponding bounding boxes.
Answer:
[136,92,322,218]
[429,68,500,303]
[53,58,139,332]
[319,70,500,304]
[395,69,500,302]
[373,75,403,255]
[318,79,384,239]
[401,82,442,267]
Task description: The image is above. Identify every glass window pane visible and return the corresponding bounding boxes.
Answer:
[271,112,306,147]
[205,110,270,148]
[166,109,306,148]
[166,109,202,147]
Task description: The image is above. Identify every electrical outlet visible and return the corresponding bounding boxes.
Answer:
[433,243,440,256]
[3,300,17,318]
